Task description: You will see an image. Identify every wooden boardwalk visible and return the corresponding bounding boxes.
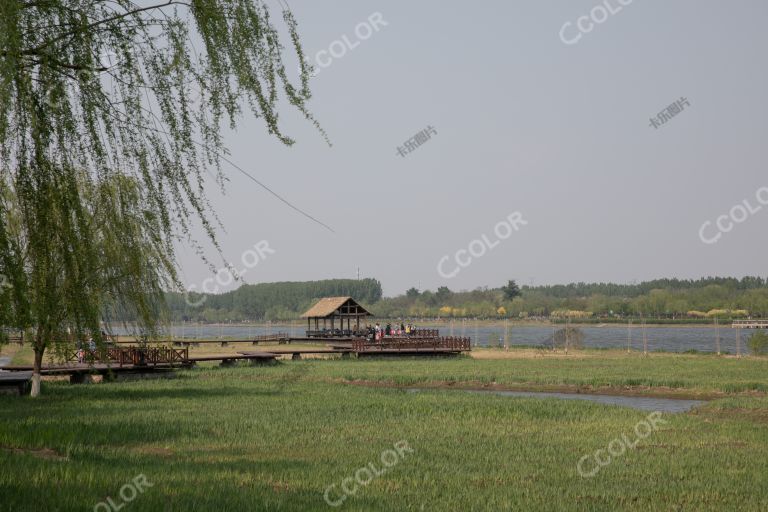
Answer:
[188,352,277,365]
[0,371,33,395]
[239,349,352,361]
[0,362,189,375]
[0,332,471,389]
[352,337,471,357]
[173,333,290,347]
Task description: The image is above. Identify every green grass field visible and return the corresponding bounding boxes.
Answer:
[2,352,768,511]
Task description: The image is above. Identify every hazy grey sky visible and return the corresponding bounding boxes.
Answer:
[177,0,768,297]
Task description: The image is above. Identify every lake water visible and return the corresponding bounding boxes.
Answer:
[406,388,705,413]
[118,323,762,354]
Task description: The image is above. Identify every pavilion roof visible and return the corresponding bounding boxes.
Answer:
[300,297,372,319]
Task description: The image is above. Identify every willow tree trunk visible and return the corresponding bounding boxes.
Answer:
[30,341,44,398]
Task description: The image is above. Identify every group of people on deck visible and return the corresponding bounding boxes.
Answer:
[366,322,418,341]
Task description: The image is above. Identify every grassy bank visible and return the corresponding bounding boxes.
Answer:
[311,351,768,396]
[1,355,767,510]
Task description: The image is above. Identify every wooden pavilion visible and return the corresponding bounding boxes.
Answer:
[301,297,372,337]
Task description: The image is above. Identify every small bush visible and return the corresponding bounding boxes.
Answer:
[550,327,585,350]
[747,330,768,356]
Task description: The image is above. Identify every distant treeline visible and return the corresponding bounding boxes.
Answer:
[162,276,768,323]
[375,276,768,320]
[528,277,768,299]
[166,278,382,322]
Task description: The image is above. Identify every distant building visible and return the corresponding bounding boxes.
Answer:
[301,297,372,337]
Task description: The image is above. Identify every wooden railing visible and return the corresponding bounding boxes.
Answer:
[68,347,189,367]
[306,329,364,338]
[352,337,470,352]
[408,329,439,338]
[307,328,440,339]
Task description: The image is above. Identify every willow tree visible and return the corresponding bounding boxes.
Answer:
[0,0,320,396]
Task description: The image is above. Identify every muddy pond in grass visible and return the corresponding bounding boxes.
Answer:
[405,388,706,413]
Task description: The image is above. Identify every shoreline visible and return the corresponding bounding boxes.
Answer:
[161,320,746,329]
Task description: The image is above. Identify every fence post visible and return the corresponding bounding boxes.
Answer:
[715,317,721,355]
[504,319,509,352]
[642,320,648,356]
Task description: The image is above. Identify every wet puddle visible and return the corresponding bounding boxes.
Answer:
[406,388,705,413]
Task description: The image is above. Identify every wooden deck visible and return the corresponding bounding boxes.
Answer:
[0,331,471,386]
[188,352,277,365]
[0,346,223,376]
[239,348,352,361]
[173,333,290,347]
[65,347,188,367]
[356,348,467,357]
[352,336,472,356]
[0,362,191,375]
[0,371,32,395]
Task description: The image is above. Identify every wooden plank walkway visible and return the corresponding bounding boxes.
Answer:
[239,349,352,361]
[0,331,472,384]
[0,362,191,375]
[285,336,361,343]
[245,349,348,355]
[187,352,277,366]
[356,348,465,358]
[67,347,188,367]
[172,336,289,347]
[352,337,471,352]
[0,371,32,395]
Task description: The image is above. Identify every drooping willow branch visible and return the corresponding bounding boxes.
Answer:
[0,1,326,383]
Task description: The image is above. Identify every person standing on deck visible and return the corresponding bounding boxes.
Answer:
[76,340,84,363]
[385,323,391,337]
